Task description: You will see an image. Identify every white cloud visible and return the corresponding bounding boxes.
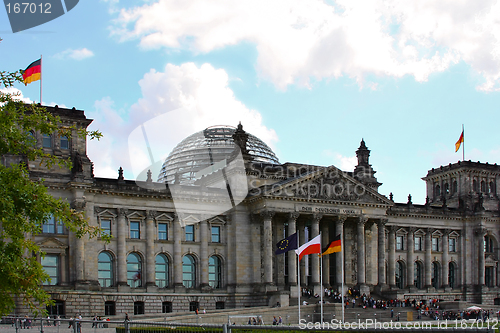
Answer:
[335,154,358,172]
[111,0,500,90]
[88,63,278,180]
[0,87,33,104]
[54,48,94,60]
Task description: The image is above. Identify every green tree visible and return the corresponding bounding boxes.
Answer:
[0,70,107,316]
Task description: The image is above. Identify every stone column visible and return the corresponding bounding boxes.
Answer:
[425,228,433,288]
[60,252,67,285]
[311,214,322,288]
[441,230,449,288]
[357,216,367,286]
[388,226,396,287]
[200,220,209,288]
[477,227,487,286]
[377,219,387,288]
[288,213,300,286]
[335,216,346,288]
[145,210,156,287]
[407,227,415,288]
[117,208,128,286]
[261,210,275,285]
[173,215,183,287]
[299,222,306,286]
[321,220,330,288]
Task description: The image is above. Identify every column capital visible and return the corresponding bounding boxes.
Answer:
[117,208,128,217]
[357,215,368,225]
[378,218,388,227]
[260,210,275,220]
[311,213,323,223]
[146,210,157,219]
[475,227,488,236]
[288,212,300,221]
[337,215,347,224]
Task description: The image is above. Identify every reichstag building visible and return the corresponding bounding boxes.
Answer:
[12,106,500,317]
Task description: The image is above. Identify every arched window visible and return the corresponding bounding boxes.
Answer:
[473,180,478,192]
[127,253,142,288]
[444,183,449,194]
[452,180,458,194]
[484,235,495,253]
[448,262,456,289]
[414,261,423,289]
[182,255,196,288]
[98,252,114,287]
[60,136,69,150]
[42,133,52,148]
[435,185,441,197]
[481,181,486,192]
[395,261,404,289]
[490,182,496,194]
[27,131,36,147]
[209,255,222,289]
[432,262,439,289]
[155,254,169,288]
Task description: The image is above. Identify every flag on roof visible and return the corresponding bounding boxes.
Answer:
[22,59,41,85]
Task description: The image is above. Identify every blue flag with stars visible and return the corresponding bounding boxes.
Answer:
[275,232,298,255]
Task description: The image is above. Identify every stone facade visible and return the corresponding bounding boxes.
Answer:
[8,106,500,317]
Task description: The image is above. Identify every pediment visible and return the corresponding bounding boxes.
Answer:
[155,213,174,222]
[127,211,145,220]
[95,208,117,218]
[396,228,408,235]
[485,254,497,264]
[432,230,443,237]
[414,229,426,236]
[262,165,392,205]
[208,216,226,225]
[181,215,200,226]
[37,237,68,249]
[449,231,460,238]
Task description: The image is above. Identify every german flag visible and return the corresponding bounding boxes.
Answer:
[22,59,41,85]
[455,130,464,153]
[321,234,341,256]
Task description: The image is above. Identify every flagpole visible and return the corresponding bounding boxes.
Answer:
[341,229,345,324]
[320,249,323,324]
[462,124,464,161]
[297,232,301,325]
[40,54,42,105]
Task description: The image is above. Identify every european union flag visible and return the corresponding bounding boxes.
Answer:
[275,232,298,255]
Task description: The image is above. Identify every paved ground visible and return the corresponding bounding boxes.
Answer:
[0,323,116,333]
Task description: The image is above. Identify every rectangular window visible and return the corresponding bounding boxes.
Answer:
[185,225,194,241]
[396,236,404,250]
[41,255,59,285]
[105,301,116,316]
[449,238,456,252]
[158,223,168,240]
[189,301,199,312]
[162,301,172,313]
[432,237,439,251]
[216,301,225,310]
[211,226,220,243]
[414,236,422,251]
[133,301,145,315]
[60,136,69,150]
[101,219,111,236]
[130,221,140,239]
[43,215,63,234]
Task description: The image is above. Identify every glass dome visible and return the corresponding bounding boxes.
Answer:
[158,125,279,184]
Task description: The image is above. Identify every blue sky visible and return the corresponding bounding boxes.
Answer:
[2,0,500,204]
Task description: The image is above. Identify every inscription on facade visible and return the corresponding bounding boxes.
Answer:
[296,205,361,215]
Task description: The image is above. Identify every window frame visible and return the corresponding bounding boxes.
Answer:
[41,254,59,286]
[158,223,168,240]
[130,221,140,239]
[211,226,221,243]
[98,251,114,287]
[185,225,195,242]
[396,235,404,251]
[42,133,52,148]
[155,254,169,288]
[432,237,439,252]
